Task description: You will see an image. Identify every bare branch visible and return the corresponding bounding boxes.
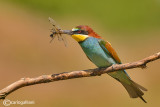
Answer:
[0,52,159,99]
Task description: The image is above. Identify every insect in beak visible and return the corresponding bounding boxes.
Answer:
[49,17,67,46]
[49,17,73,46]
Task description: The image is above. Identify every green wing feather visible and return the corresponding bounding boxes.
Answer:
[98,39,147,103]
[98,39,121,64]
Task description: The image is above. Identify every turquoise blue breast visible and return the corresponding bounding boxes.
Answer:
[79,37,116,67]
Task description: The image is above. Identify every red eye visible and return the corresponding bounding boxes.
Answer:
[77,30,81,33]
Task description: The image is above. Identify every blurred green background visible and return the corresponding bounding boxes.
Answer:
[0,0,160,107]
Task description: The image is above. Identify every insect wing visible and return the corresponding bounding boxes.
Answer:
[48,17,68,46]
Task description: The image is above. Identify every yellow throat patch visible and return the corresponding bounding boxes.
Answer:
[71,34,89,42]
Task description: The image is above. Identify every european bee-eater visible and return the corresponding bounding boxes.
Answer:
[61,25,147,103]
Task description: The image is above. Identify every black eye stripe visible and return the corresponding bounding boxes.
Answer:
[73,30,88,35]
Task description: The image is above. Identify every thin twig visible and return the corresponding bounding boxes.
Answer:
[0,52,159,99]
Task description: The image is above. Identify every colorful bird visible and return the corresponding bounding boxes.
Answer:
[67,25,147,103]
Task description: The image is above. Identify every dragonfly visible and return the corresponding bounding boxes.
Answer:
[49,17,67,47]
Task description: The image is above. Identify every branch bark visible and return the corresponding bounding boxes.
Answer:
[0,52,159,99]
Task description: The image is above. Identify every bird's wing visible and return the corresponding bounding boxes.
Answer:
[98,39,121,64]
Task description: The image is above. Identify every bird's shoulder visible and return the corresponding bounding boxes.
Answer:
[98,38,121,64]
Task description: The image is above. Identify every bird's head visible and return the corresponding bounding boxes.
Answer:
[71,25,101,42]
[50,25,102,43]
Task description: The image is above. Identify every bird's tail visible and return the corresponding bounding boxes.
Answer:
[121,80,147,103]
